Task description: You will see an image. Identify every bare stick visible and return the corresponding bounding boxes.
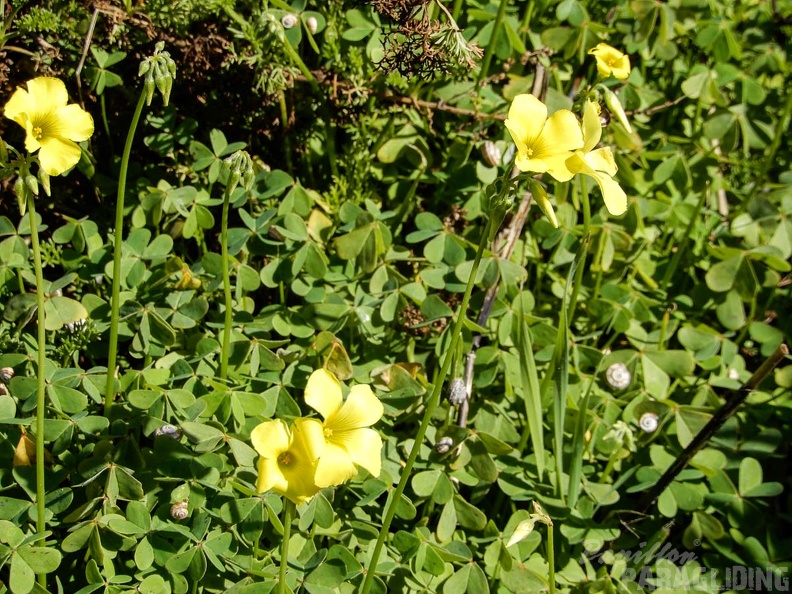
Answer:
[637,343,789,514]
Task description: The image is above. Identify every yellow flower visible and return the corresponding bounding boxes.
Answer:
[3,77,94,176]
[251,418,325,505]
[305,369,383,488]
[566,101,627,216]
[504,94,584,181]
[588,43,631,80]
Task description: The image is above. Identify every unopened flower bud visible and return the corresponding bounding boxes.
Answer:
[435,436,454,454]
[528,179,558,228]
[602,87,632,133]
[170,501,189,520]
[223,150,254,193]
[481,141,501,167]
[38,168,51,197]
[139,42,177,106]
[281,14,298,29]
[639,412,659,433]
[24,174,38,197]
[14,177,29,215]
[306,16,318,35]
[447,378,466,406]
[605,362,631,390]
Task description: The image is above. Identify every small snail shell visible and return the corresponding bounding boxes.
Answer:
[481,141,501,167]
[306,16,318,35]
[154,424,181,440]
[447,378,466,406]
[0,367,14,383]
[281,14,298,29]
[639,412,659,433]
[435,436,453,454]
[728,368,739,380]
[170,501,189,520]
[605,362,631,390]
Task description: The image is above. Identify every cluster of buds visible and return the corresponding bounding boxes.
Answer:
[139,42,177,107]
[223,150,255,194]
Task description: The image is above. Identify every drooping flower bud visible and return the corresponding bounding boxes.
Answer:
[139,42,177,106]
[602,86,632,133]
[223,150,255,194]
[528,179,558,228]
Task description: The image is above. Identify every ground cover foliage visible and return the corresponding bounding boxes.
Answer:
[0,0,791,592]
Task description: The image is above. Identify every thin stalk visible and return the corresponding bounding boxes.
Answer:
[568,180,591,323]
[547,522,556,594]
[359,217,494,594]
[104,90,147,418]
[451,0,463,20]
[279,500,294,594]
[27,194,47,587]
[219,182,234,380]
[476,0,509,86]
[521,0,536,41]
[278,92,293,174]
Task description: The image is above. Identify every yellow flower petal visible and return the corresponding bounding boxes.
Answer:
[591,170,628,215]
[3,87,32,126]
[25,77,69,114]
[55,104,95,142]
[335,427,383,477]
[582,101,602,152]
[257,457,288,495]
[537,109,584,156]
[251,419,290,458]
[327,384,383,432]
[314,442,358,488]
[506,94,546,146]
[542,153,576,183]
[37,136,82,176]
[292,417,325,462]
[585,147,618,177]
[305,369,343,420]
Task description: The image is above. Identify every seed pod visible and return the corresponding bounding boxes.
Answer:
[447,378,466,406]
[306,16,318,35]
[435,436,453,454]
[481,141,501,167]
[605,362,631,390]
[0,367,15,383]
[170,501,189,520]
[281,14,298,29]
[154,424,181,440]
[639,412,659,433]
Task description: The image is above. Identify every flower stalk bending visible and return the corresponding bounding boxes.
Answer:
[104,45,175,416]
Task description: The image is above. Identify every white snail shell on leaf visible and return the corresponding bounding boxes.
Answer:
[605,362,631,390]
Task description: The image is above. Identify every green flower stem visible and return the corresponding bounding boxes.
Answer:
[279,500,294,594]
[476,0,510,85]
[278,92,293,174]
[359,216,494,594]
[568,179,591,321]
[219,181,234,380]
[104,90,147,418]
[520,0,536,39]
[27,194,47,563]
[547,522,556,594]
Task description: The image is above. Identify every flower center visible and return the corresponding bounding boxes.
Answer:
[323,427,333,438]
[608,58,616,67]
[33,126,43,139]
[526,148,534,157]
[277,451,295,467]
